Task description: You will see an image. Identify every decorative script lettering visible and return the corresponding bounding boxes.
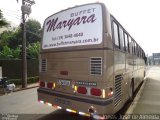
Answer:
[46,14,96,32]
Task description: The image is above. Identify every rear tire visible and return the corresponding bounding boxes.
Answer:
[129,81,134,101]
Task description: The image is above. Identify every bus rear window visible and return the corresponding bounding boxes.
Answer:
[42,4,102,49]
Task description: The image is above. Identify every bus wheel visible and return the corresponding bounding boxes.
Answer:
[129,81,134,101]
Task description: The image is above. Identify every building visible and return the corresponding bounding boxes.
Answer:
[152,53,160,65]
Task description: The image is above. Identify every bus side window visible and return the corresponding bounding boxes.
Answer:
[113,22,120,49]
[132,40,135,55]
[134,42,137,55]
[137,45,139,57]
[119,26,125,51]
[124,33,129,52]
[128,36,132,54]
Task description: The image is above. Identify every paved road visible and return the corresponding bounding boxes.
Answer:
[0,88,54,120]
[133,66,160,114]
[1,66,160,120]
[0,87,89,120]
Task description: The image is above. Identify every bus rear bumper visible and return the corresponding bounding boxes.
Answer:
[37,88,114,116]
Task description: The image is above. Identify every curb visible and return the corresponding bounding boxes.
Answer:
[0,84,39,95]
[13,85,39,92]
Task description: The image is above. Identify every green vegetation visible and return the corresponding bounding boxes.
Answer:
[0,18,42,59]
[9,76,39,85]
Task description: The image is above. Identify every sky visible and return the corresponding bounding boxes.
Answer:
[0,0,160,56]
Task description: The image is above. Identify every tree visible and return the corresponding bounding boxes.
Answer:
[0,29,22,50]
[26,19,41,44]
[27,42,40,59]
[0,9,9,28]
[0,46,13,59]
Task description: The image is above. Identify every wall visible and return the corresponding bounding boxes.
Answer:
[0,59,39,79]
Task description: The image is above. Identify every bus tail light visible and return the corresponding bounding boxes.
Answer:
[47,82,53,89]
[39,81,45,87]
[102,89,106,98]
[91,88,102,96]
[77,86,87,94]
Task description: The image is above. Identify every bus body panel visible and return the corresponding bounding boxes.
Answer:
[37,2,146,117]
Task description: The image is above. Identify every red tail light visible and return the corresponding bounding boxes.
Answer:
[47,82,53,88]
[91,88,102,96]
[77,87,87,94]
[39,81,45,87]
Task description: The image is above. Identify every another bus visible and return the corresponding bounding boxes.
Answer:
[37,3,146,119]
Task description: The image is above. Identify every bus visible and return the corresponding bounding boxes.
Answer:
[37,2,146,119]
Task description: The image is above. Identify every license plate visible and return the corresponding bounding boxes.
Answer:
[54,98,71,105]
[58,80,70,86]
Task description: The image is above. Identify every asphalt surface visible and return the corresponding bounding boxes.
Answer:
[0,66,160,120]
[0,87,89,120]
[0,88,54,120]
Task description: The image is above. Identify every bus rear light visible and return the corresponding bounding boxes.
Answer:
[77,86,87,94]
[102,89,106,98]
[39,81,45,87]
[47,82,53,89]
[74,85,78,93]
[53,83,56,88]
[91,88,102,96]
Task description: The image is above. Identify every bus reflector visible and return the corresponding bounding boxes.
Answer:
[38,100,44,104]
[108,91,113,97]
[47,82,53,88]
[53,105,62,109]
[57,106,62,109]
[39,81,45,87]
[79,112,90,117]
[66,108,76,113]
[77,86,87,94]
[91,88,102,96]
[46,102,52,106]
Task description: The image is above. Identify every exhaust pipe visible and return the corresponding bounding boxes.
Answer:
[88,106,106,120]
[88,106,96,114]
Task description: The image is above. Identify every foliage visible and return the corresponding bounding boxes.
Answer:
[0,18,41,59]
[0,46,13,59]
[27,42,40,59]
[0,46,21,59]
[0,19,41,50]
[0,30,22,50]
[12,47,21,59]
[9,76,39,85]
[26,19,41,44]
[0,9,9,27]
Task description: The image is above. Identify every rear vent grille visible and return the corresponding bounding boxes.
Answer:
[90,57,102,75]
[114,75,122,107]
[41,59,47,72]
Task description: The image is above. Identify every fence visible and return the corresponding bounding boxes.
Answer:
[0,59,39,79]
